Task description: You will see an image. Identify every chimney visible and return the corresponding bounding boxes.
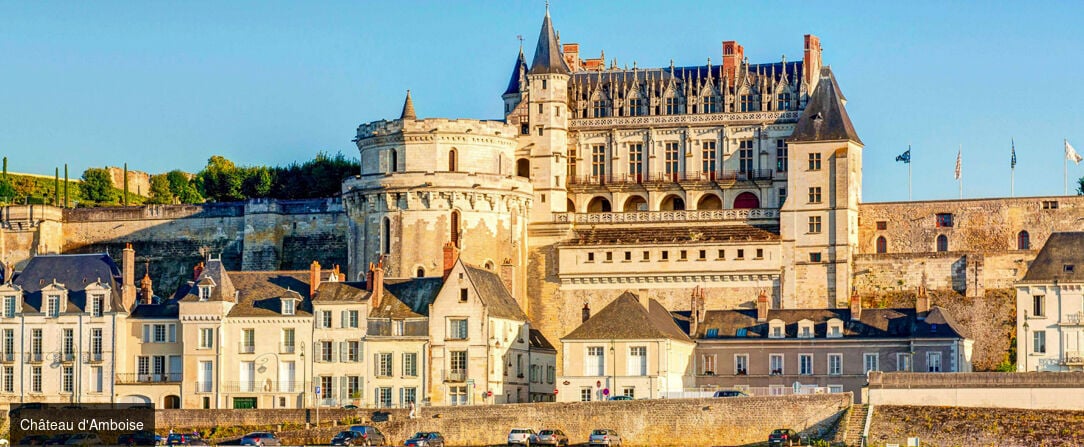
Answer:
[850,288,862,321]
[365,262,375,292]
[803,34,823,90]
[916,277,930,319]
[563,43,580,71]
[121,243,136,312]
[499,258,515,298]
[442,242,459,281]
[722,40,744,80]
[690,286,705,337]
[139,262,154,305]
[756,289,769,323]
[309,261,321,299]
[371,258,385,310]
[582,302,591,323]
[193,262,204,281]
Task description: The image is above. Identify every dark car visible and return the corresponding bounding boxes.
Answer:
[768,428,799,446]
[17,434,50,445]
[531,429,569,446]
[713,390,750,397]
[43,434,72,446]
[330,431,362,446]
[165,433,208,446]
[346,425,387,446]
[607,395,633,401]
[117,431,160,446]
[240,432,281,446]
[404,431,444,447]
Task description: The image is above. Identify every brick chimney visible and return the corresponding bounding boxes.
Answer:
[803,34,823,90]
[371,258,385,310]
[850,288,862,321]
[442,242,459,281]
[916,272,930,319]
[756,289,769,323]
[563,43,581,72]
[499,258,515,298]
[309,261,321,299]
[722,40,744,80]
[139,262,154,305]
[193,261,204,281]
[121,243,136,312]
[582,302,591,323]
[690,286,705,337]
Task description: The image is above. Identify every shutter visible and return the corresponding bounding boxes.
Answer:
[168,324,177,343]
[341,311,347,328]
[340,376,348,402]
[399,387,404,407]
[333,342,341,363]
[142,325,150,343]
[388,354,394,377]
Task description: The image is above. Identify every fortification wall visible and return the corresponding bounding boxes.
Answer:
[867,372,1084,410]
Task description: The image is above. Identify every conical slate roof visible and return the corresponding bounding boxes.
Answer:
[504,47,528,95]
[790,67,861,144]
[528,10,570,75]
[400,90,416,120]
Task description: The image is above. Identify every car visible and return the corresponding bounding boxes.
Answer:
[713,390,750,398]
[607,395,633,401]
[507,428,535,446]
[531,429,568,446]
[342,404,359,409]
[588,429,622,447]
[42,435,72,446]
[767,428,799,446]
[330,431,363,446]
[403,431,444,447]
[16,434,50,445]
[165,433,208,446]
[346,425,387,446]
[63,433,103,445]
[239,432,280,446]
[117,431,160,446]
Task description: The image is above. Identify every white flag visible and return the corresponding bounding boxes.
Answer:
[1067,140,1082,165]
[954,148,961,180]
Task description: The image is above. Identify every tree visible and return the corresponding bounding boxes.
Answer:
[0,175,15,203]
[198,156,244,202]
[81,168,116,204]
[147,174,174,204]
[241,166,272,198]
[165,170,203,204]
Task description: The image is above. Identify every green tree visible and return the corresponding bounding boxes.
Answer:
[81,168,116,204]
[0,175,15,203]
[241,166,272,198]
[198,155,244,202]
[147,174,174,204]
[165,170,203,204]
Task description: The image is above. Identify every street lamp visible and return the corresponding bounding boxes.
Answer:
[610,341,616,400]
[1022,319,1029,372]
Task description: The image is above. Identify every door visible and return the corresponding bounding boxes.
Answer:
[279,361,295,393]
[199,361,213,393]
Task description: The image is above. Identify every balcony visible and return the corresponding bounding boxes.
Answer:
[60,352,76,363]
[1065,312,1084,326]
[85,352,105,363]
[553,208,778,224]
[195,382,213,393]
[0,352,14,363]
[1063,352,1084,366]
[444,369,467,383]
[568,169,774,189]
[280,343,296,354]
[238,343,255,354]
[224,381,306,393]
[116,373,182,384]
[24,352,44,363]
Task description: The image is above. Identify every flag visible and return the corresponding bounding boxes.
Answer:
[1011,139,1017,169]
[954,148,961,180]
[895,147,911,163]
[1067,140,1082,165]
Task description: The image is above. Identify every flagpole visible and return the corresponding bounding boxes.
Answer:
[1011,139,1015,198]
[959,144,963,199]
[1065,139,1069,196]
[908,143,912,201]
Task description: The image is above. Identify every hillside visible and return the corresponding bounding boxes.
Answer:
[1,172,145,206]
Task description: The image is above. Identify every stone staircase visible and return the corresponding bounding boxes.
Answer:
[843,404,871,446]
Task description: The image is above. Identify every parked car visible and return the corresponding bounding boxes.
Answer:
[346,425,387,446]
[239,432,281,446]
[713,390,750,398]
[63,433,103,445]
[43,434,72,446]
[767,428,799,446]
[607,395,633,401]
[165,433,208,446]
[507,428,536,446]
[531,429,568,446]
[588,429,622,447]
[117,430,160,446]
[342,404,359,409]
[17,434,50,445]
[404,431,444,447]
[331,431,363,446]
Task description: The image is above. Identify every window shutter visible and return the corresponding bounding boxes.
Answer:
[168,324,177,343]
[142,325,150,343]
[341,311,347,328]
[374,354,379,375]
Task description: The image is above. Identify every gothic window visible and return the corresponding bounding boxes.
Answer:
[1017,231,1030,250]
[739,140,754,173]
[591,145,606,179]
[740,93,756,112]
[628,98,644,117]
[936,235,948,252]
[665,142,680,179]
[448,148,458,172]
[876,236,887,254]
[450,211,461,248]
[702,142,717,179]
[665,97,679,115]
[628,144,643,182]
[777,92,792,110]
[702,96,717,114]
[592,100,607,118]
[776,140,788,172]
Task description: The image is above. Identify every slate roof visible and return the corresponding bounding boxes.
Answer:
[563,292,691,342]
[313,281,370,303]
[693,306,969,340]
[1021,232,1084,283]
[528,11,571,75]
[130,298,180,319]
[570,61,804,86]
[504,48,527,95]
[790,67,862,144]
[225,271,312,317]
[566,224,779,246]
[12,253,124,313]
[369,277,443,319]
[464,264,529,321]
[179,260,236,303]
[529,328,556,352]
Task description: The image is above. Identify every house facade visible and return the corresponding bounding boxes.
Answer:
[1015,232,1084,372]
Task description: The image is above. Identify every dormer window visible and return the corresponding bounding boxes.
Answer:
[768,319,785,339]
[198,285,211,301]
[797,319,814,339]
[827,318,844,338]
[282,299,296,316]
[47,295,60,318]
[3,296,15,318]
[91,295,104,317]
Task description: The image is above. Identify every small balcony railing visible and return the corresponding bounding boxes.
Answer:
[24,352,44,363]
[60,352,76,363]
[1064,351,1084,366]
[85,352,105,363]
[238,343,255,354]
[0,351,14,363]
[568,169,774,187]
[224,381,306,393]
[444,369,467,383]
[280,343,296,354]
[1066,312,1084,326]
[116,373,182,384]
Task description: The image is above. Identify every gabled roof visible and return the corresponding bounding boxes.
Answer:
[313,281,370,303]
[529,328,556,352]
[1021,232,1084,283]
[463,264,528,321]
[528,10,570,75]
[225,271,313,317]
[693,306,968,340]
[370,277,443,319]
[12,253,124,313]
[504,47,527,95]
[563,292,691,342]
[179,259,235,303]
[790,67,862,144]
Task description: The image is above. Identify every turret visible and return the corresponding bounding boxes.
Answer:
[502,47,528,119]
[524,6,571,222]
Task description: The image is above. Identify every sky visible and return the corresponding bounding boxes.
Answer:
[1,1,1083,202]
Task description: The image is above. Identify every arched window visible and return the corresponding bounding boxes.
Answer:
[936,235,948,252]
[623,196,647,212]
[484,261,494,271]
[516,158,530,178]
[164,395,180,409]
[1017,231,1030,250]
[450,211,460,248]
[876,236,887,254]
[660,194,685,211]
[449,148,458,172]
[697,194,723,210]
[416,267,425,278]
[382,217,391,254]
[389,149,398,173]
[733,192,760,209]
[587,196,612,213]
[566,199,576,213]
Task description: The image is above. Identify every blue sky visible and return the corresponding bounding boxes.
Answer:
[1,1,1082,202]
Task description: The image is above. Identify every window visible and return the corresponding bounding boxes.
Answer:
[643,251,650,261]
[936,235,949,252]
[281,328,295,353]
[199,361,213,393]
[375,387,392,408]
[376,353,393,377]
[401,386,417,407]
[2,296,13,318]
[935,213,953,227]
[199,328,214,349]
[623,387,636,398]
[628,143,643,180]
[628,346,647,376]
[799,354,813,375]
[1042,200,1059,209]
[769,354,784,375]
[568,147,577,178]
[876,221,888,231]
[798,322,812,338]
[320,341,333,362]
[592,100,607,118]
[927,352,942,372]
[769,320,784,339]
[198,285,211,301]
[345,341,360,362]
[448,148,458,172]
[876,236,888,254]
[282,299,295,315]
[864,353,880,373]
[345,310,359,328]
[701,354,717,375]
[449,350,468,378]
[897,353,912,372]
[404,352,418,377]
[580,387,593,402]
[1033,295,1045,317]
[808,187,822,204]
[537,126,544,136]
[808,216,822,233]
[61,365,73,392]
[521,123,529,135]
[587,346,605,376]
[808,152,821,170]
[702,141,717,177]
[2,329,12,362]
[381,217,392,254]
[393,320,404,336]
[144,323,177,344]
[541,79,547,89]
[459,288,468,302]
[755,248,764,259]
[703,96,717,113]
[809,252,823,262]
[450,210,461,248]
[739,140,754,173]
[2,366,13,392]
[736,249,744,259]
[827,319,842,337]
[735,354,749,375]
[665,142,680,177]
[62,328,74,360]
[1018,231,1030,250]
[450,385,468,406]
[661,251,669,261]
[828,354,843,376]
[319,376,333,399]
[777,92,792,110]
[740,94,756,112]
[347,376,361,399]
[1033,331,1046,354]
[31,366,42,393]
[46,295,60,317]
[448,319,468,340]
[628,98,643,116]
[699,250,706,260]
[321,310,332,328]
[241,329,255,353]
[679,250,687,261]
[778,187,787,207]
[776,140,788,172]
[606,252,613,262]
[625,251,632,261]
[90,328,103,360]
[1066,264,1076,273]
[389,149,398,173]
[91,295,103,317]
[31,329,42,358]
[586,253,594,263]
[591,144,606,178]
[665,97,679,115]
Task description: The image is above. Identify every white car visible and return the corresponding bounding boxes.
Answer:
[507,428,536,446]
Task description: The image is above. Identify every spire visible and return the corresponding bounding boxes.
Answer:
[400,90,416,120]
[529,7,570,75]
[503,47,528,95]
[790,67,862,144]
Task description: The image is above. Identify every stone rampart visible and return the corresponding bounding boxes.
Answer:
[867,372,1084,410]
